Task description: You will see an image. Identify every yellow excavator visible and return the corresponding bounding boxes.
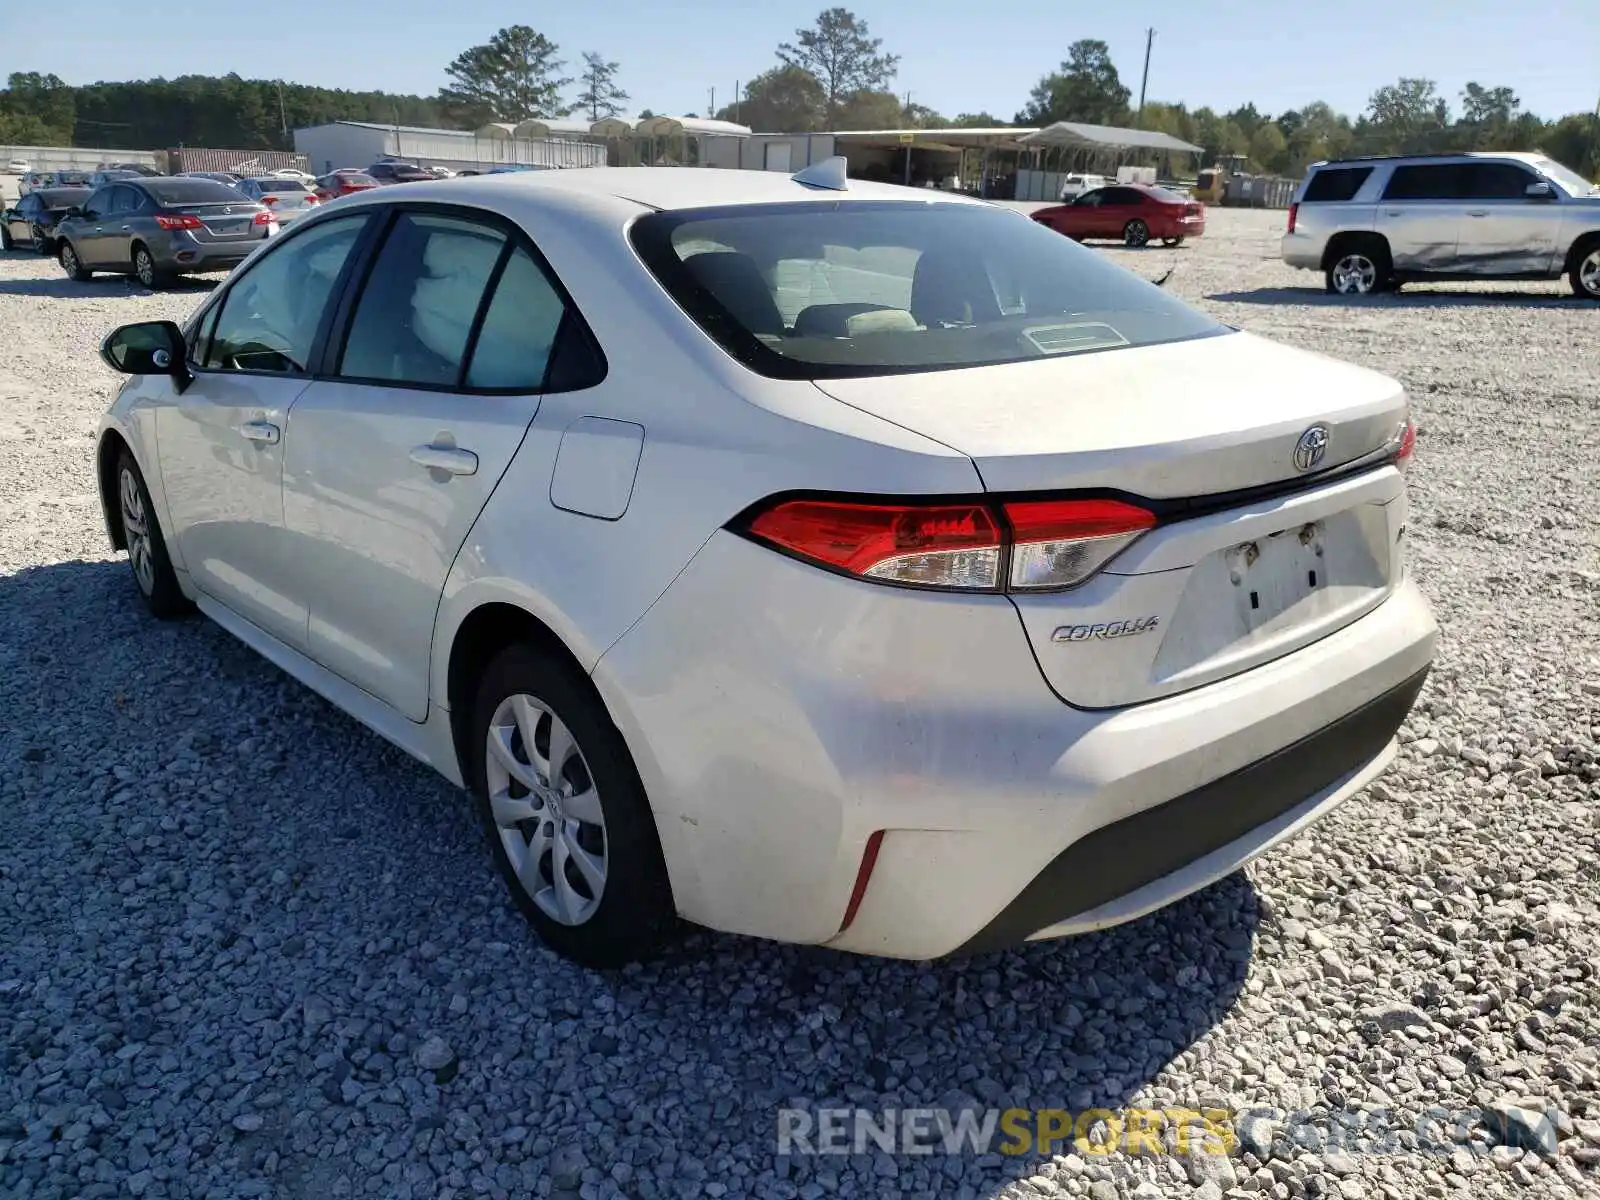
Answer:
[1193,155,1250,204]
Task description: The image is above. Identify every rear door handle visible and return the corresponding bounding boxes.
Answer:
[1385,209,1402,217]
[1466,210,1489,217]
[410,444,478,476]
[239,420,280,444]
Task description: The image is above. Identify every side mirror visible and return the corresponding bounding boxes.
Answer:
[1526,181,1555,200]
[101,320,188,381]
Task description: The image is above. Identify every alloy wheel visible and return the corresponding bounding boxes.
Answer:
[61,245,78,275]
[484,693,608,926]
[1125,220,1150,247]
[119,467,155,595]
[136,249,155,288]
[1332,254,1378,295]
[1580,249,1600,298]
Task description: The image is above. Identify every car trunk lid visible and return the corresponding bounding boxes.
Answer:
[814,331,1411,707]
[164,201,262,241]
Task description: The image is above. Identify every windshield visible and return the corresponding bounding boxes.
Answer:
[631,201,1226,380]
[1533,158,1598,196]
[143,178,252,205]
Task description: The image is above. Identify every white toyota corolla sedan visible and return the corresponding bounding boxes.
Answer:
[94,160,1437,967]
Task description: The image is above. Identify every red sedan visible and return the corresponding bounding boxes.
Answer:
[312,170,379,203]
[1031,184,1206,248]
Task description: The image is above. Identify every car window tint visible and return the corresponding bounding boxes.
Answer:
[1302,167,1373,203]
[1074,190,1102,206]
[465,246,568,389]
[203,215,367,374]
[339,213,507,387]
[81,189,111,219]
[1104,188,1145,205]
[1382,164,1468,200]
[1464,162,1534,199]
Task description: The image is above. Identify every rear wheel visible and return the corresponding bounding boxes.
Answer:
[470,643,677,968]
[1325,241,1391,295]
[132,244,170,290]
[1123,219,1151,248]
[1572,244,1600,300]
[60,241,92,281]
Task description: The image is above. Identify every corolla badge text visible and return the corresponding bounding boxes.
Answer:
[1052,616,1161,643]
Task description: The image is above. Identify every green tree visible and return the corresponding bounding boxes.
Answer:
[1359,77,1449,153]
[1017,40,1131,126]
[439,26,572,124]
[1541,112,1598,178]
[950,111,1003,128]
[573,52,628,122]
[714,65,826,132]
[1249,122,1287,173]
[777,8,899,122]
[0,72,75,143]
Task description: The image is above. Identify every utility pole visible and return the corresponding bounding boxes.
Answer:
[734,81,741,126]
[1136,28,1155,127]
[709,87,716,119]
[276,81,288,138]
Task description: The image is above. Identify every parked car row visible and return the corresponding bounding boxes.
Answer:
[1,184,93,253]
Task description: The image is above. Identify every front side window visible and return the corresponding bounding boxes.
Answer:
[202,215,368,373]
[81,188,112,220]
[338,213,509,387]
[631,200,1228,380]
[1074,190,1103,207]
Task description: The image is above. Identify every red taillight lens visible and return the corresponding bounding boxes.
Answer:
[1003,498,1156,590]
[252,210,274,225]
[304,194,320,205]
[154,213,202,230]
[260,195,278,205]
[747,499,1002,589]
[741,495,1157,592]
[1287,203,1299,234]
[1395,418,1416,471]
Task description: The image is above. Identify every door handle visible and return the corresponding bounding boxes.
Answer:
[239,420,280,444]
[410,444,478,476]
[1385,209,1402,217]
[1466,210,1489,217]
[120,224,132,230]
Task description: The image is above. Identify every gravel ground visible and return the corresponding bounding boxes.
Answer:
[2,209,1598,1200]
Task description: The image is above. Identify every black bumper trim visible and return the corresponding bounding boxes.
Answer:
[954,666,1430,957]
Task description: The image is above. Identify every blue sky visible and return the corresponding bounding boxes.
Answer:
[8,0,1598,124]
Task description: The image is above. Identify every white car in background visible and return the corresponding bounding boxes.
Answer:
[92,160,1436,967]
[1059,172,1110,200]
[6,158,28,175]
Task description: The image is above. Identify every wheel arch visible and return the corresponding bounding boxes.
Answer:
[1321,230,1391,273]
[1562,230,1600,276]
[97,429,133,551]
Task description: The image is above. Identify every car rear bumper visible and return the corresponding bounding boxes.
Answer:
[1281,232,1324,270]
[163,233,269,272]
[594,530,1437,958]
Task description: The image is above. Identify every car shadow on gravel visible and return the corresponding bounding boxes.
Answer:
[1208,285,1586,308]
[0,276,219,298]
[1,557,1260,1200]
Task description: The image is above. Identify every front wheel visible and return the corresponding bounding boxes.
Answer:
[60,241,92,282]
[471,643,677,968]
[117,452,190,619]
[1123,219,1150,247]
[1572,245,1600,300]
[1161,236,1185,247]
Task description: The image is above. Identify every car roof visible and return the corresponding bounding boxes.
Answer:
[336,165,996,214]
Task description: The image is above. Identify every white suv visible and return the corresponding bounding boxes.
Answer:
[94,163,1436,966]
[1282,152,1600,298]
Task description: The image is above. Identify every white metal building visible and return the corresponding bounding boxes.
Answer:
[293,120,609,174]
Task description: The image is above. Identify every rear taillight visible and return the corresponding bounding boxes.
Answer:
[1394,418,1416,471]
[1003,498,1157,590]
[304,194,320,205]
[741,495,1156,592]
[154,213,202,230]
[1287,203,1299,233]
[253,210,274,225]
[260,195,279,205]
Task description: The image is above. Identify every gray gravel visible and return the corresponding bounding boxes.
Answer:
[2,210,1598,1200]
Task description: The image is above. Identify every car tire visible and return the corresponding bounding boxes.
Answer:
[470,642,677,968]
[31,226,53,254]
[132,244,169,290]
[1123,219,1151,247]
[1324,240,1392,295]
[1571,243,1600,301]
[116,451,190,619]
[0,223,12,251]
[60,241,92,281]
[1161,236,1185,247]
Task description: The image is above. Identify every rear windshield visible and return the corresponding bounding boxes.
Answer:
[630,201,1226,380]
[252,179,310,193]
[1302,167,1374,203]
[142,178,247,205]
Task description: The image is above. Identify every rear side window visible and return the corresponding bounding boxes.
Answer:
[465,246,568,390]
[631,200,1227,380]
[1302,167,1373,203]
[1382,164,1468,201]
